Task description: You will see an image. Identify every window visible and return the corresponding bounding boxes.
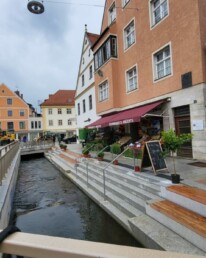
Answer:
[83,99,86,113]
[89,95,92,110]
[7,98,12,105]
[124,20,135,49]
[122,0,130,7]
[31,121,34,129]
[151,0,168,26]
[7,122,14,130]
[99,81,109,102]
[126,66,138,92]
[58,120,63,126]
[49,120,53,126]
[20,110,25,116]
[88,49,91,57]
[109,2,116,24]
[67,108,71,114]
[38,121,41,128]
[82,57,85,64]
[89,65,93,79]
[58,108,62,114]
[68,120,72,125]
[8,110,12,117]
[82,75,85,86]
[19,122,26,129]
[154,45,171,80]
[35,121,38,128]
[48,108,52,115]
[94,36,117,70]
[78,103,80,115]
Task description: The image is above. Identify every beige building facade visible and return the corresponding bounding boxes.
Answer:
[90,0,206,159]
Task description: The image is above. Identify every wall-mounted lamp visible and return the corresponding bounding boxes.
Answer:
[84,118,91,122]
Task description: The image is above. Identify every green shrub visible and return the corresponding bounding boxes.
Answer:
[97,151,104,158]
[124,148,142,159]
[110,143,121,155]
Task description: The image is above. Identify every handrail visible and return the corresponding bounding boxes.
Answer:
[96,145,109,156]
[83,144,95,154]
[102,146,130,200]
[0,141,20,185]
[0,230,197,258]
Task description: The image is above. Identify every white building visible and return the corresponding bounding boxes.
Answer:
[41,90,76,139]
[75,26,100,140]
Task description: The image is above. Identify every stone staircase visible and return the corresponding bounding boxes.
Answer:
[45,148,206,256]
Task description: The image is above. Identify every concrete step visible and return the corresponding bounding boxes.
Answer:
[128,212,205,255]
[146,199,206,252]
[77,161,161,198]
[72,164,156,214]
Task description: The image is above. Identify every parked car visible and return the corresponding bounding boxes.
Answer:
[62,135,77,144]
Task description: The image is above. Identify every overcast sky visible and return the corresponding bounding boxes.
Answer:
[0,0,105,111]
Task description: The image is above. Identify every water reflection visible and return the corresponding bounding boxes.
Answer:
[12,155,142,247]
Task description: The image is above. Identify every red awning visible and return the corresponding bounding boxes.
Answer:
[87,101,163,128]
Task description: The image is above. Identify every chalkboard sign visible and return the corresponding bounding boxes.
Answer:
[141,141,168,175]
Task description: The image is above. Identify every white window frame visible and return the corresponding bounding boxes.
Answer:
[68,120,72,125]
[57,108,62,114]
[58,120,63,126]
[99,80,109,102]
[153,43,172,81]
[49,120,53,126]
[19,121,26,129]
[67,108,71,114]
[20,110,25,116]
[48,108,52,115]
[150,0,169,28]
[126,65,138,93]
[89,65,93,79]
[122,0,130,8]
[108,2,116,25]
[124,19,135,50]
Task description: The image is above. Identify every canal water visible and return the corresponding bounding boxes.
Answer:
[11,155,142,247]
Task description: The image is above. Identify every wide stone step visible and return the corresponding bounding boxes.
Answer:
[146,199,206,252]
[128,213,205,255]
[72,166,147,215]
[75,165,158,212]
[161,184,206,217]
[78,160,161,193]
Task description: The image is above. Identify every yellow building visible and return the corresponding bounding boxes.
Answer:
[0,84,29,140]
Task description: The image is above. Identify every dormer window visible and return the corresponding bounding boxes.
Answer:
[109,2,116,25]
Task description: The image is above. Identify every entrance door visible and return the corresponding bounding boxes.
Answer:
[175,116,192,157]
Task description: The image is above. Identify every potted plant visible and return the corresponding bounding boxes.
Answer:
[161,129,192,183]
[97,151,104,161]
[110,143,121,165]
[82,148,90,158]
[60,143,67,151]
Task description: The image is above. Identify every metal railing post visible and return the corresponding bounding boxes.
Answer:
[102,146,129,200]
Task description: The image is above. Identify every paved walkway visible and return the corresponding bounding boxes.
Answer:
[65,143,206,190]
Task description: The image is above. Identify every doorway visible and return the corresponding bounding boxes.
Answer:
[174,105,192,158]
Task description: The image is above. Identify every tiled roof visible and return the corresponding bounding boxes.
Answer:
[41,90,76,106]
[87,32,99,45]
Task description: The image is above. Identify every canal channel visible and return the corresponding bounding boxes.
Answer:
[11,154,142,247]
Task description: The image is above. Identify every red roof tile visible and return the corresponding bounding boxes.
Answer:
[41,90,76,106]
[87,32,99,45]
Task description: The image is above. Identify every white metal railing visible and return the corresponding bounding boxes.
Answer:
[0,231,203,258]
[0,142,19,185]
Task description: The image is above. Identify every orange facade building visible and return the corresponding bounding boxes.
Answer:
[91,0,206,160]
[0,84,29,139]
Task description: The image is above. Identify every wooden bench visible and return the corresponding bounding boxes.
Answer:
[150,200,206,238]
[167,185,206,205]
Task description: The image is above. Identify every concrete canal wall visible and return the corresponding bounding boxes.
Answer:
[0,150,21,229]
